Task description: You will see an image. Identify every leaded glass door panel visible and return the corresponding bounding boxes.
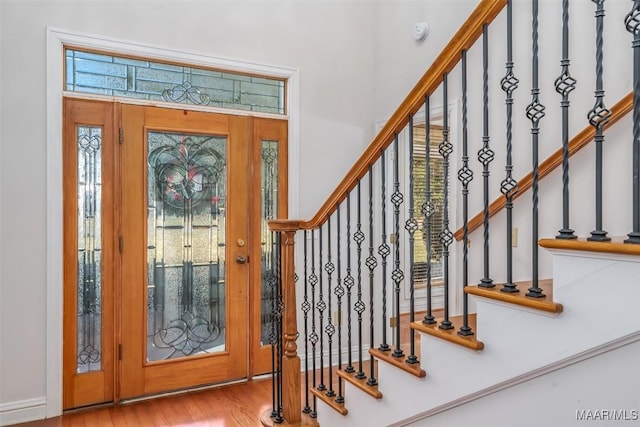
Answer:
[120,105,249,398]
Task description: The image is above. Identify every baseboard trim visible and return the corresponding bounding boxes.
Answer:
[0,397,47,426]
[389,330,640,427]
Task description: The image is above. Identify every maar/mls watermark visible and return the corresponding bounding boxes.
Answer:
[576,409,639,422]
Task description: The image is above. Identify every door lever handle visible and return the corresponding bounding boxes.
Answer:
[236,255,248,264]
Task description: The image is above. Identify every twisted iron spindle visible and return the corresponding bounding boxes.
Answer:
[302,231,311,413]
[626,0,640,244]
[500,0,520,294]
[478,24,496,288]
[354,182,367,379]
[556,0,578,240]
[378,149,391,350]
[439,73,454,331]
[308,229,318,417]
[459,50,474,335]
[324,217,336,397]
[588,0,612,242]
[335,206,345,403]
[392,133,406,357]
[366,166,378,385]
[422,95,437,325]
[269,231,281,421]
[316,225,326,391]
[405,114,421,360]
[526,0,546,298]
[344,194,356,373]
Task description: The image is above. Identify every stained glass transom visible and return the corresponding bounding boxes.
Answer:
[65,49,285,115]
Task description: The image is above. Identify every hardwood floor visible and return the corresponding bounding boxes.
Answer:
[15,379,275,427]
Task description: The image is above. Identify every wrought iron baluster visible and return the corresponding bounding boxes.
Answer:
[588,0,612,243]
[308,229,319,418]
[526,0,547,298]
[500,0,519,294]
[379,149,391,350]
[391,133,406,357]
[325,217,336,397]
[366,166,379,384]
[344,194,355,374]
[405,115,421,361]
[335,205,345,403]
[422,95,437,325]
[354,182,367,379]
[268,230,280,421]
[478,24,496,288]
[459,50,474,335]
[439,73,454,331]
[626,0,640,244]
[556,0,578,240]
[302,231,311,413]
[271,232,284,423]
[316,224,327,391]
[276,235,284,421]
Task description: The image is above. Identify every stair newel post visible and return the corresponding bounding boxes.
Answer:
[267,220,302,424]
[625,0,640,244]
[366,165,379,385]
[302,230,311,414]
[324,216,336,397]
[439,73,454,331]
[335,204,345,403]
[379,149,392,350]
[422,95,437,325]
[556,0,578,240]
[526,0,546,298]
[500,0,519,294]
[478,23,496,288]
[406,114,421,361]
[354,181,367,379]
[458,49,475,336]
[588,0,612,243]
[391,133,407,356]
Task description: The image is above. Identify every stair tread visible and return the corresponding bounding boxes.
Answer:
[337,369,383,399]
[539,237,640,256]
[465,279,563,314]
[369,348,426,378]
[411,313,484,351]
[310,387,348,416]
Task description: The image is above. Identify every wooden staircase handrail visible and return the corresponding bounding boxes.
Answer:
[274,0,507,232]
[454,91,634,241]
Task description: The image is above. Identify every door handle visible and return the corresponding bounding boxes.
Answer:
[236,255,248,264]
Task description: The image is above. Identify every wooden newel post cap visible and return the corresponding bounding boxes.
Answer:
[267,219,301,233]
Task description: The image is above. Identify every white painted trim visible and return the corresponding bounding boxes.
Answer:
[46,27,300,418]
[389,330,640,427]
[0,397,47,427]
[544,248,640,263]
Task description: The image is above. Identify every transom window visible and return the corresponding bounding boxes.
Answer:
[65,48,286,115]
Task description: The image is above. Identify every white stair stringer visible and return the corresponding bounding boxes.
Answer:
[314,249,640,427]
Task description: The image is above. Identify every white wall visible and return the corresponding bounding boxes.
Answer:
[0,0,378,420]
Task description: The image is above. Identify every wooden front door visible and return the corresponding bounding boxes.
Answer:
[63,99,287,408]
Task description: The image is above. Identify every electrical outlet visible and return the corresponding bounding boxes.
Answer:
[512,227,518,247]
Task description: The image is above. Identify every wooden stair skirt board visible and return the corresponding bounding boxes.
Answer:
[310,387,348,416]
[260,410,320,427]
[465,279,563,314]
[411,314,484,351]
[337,369,383,399]
[369,348,426,379]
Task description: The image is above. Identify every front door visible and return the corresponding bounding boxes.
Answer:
[63,99,287,408]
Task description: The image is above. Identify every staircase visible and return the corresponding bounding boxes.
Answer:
[263,0,640,425]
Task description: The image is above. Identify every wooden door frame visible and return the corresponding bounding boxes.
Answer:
[47,27,299,417]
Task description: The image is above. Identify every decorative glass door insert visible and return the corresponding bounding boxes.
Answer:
[146,131,227,361]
